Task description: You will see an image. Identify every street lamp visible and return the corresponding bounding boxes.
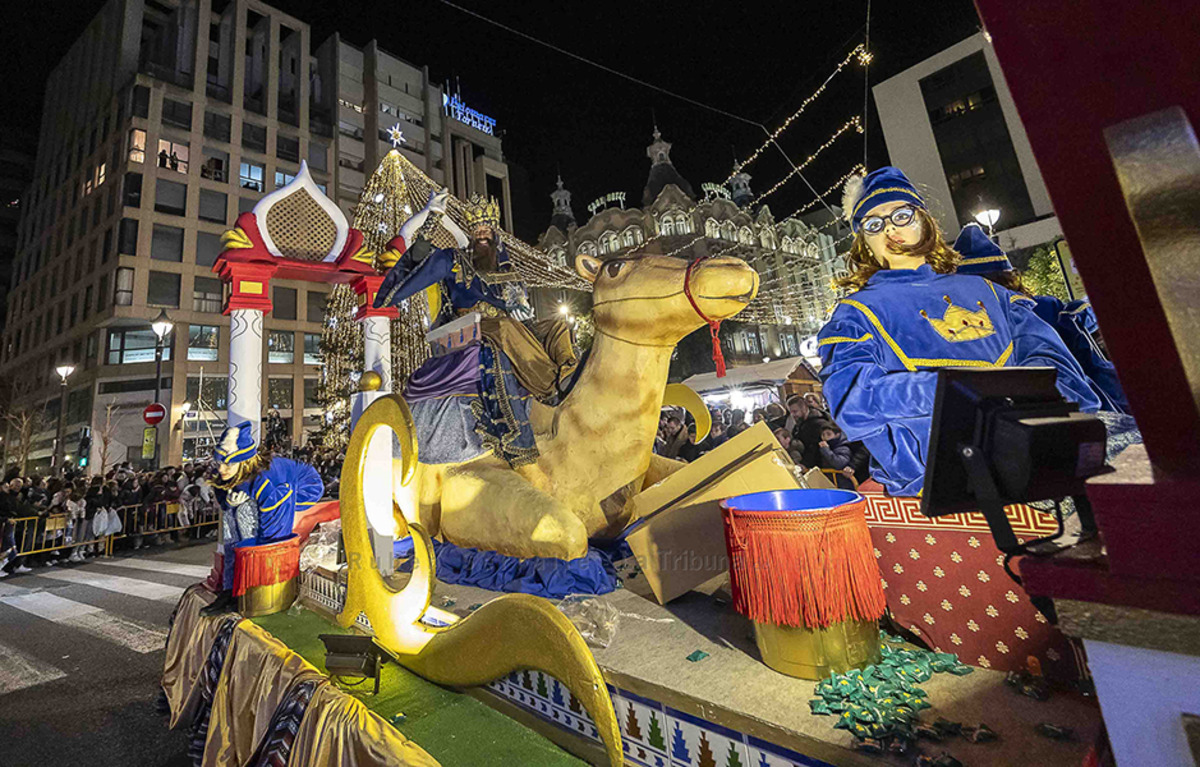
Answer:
[974,208,1002,238]
[151,309,173,468]
[53,364,75,476]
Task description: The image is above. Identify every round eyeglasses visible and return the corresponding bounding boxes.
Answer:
[861,206,918,235]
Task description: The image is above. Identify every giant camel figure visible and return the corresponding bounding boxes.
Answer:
[394,252,759,560]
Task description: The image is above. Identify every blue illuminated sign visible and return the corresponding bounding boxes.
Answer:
[442,91,497,136]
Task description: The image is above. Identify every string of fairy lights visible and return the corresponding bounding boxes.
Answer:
[721,45,867,185]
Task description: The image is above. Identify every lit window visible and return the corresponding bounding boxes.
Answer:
[106,326,171,364]
[739,227,754,245]
[303,333,321,365]
[157,139,190,174]
[187,324,219,361]
[239,161,264,191]
[705,218,720,238]
[660,216,675,236]
[622,229,635,247]
[192,276,223,313]
[675,214,692,235]
[274,170,296,188]
[268,330,294,363]
[114,266,135,305]
[129,129,147,164]
[95,163,106,188]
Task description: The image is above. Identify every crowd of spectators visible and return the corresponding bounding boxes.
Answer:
[655,391,872,488]
[0,444,344,577]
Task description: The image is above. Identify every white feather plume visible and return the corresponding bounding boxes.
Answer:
[218,426,241,456]
[841,173,866,224]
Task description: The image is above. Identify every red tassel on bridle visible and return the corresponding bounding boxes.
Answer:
[684,258,727,378]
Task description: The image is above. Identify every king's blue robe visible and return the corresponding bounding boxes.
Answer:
[817,265,1100,496]
[1032,296,1130,414]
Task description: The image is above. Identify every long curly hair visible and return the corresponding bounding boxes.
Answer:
[210,452,272,490]
[834,208,961,292]
[981,269,1034,297]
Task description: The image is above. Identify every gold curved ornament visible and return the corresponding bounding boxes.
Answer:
[662,382,711,443]
[220,226,254,250]
[337,395,622,767]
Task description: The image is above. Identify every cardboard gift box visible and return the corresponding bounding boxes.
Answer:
[622,422,803,604]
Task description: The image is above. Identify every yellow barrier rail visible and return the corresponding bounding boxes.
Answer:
[1,502,220,561]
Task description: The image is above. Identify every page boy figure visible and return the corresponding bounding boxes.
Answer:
[201,422,323,616]
[816,167,1099,496]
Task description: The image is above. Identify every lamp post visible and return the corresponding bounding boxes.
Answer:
[53,364,75,476]
[974,207,1002,239]
[151,309,174,468]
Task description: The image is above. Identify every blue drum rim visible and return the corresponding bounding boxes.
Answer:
[719,488,863,513]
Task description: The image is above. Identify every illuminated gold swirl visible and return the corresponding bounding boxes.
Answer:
[337,394,622,766]
[662,382,711,443]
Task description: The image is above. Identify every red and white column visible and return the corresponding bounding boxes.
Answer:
[218,262,277,443]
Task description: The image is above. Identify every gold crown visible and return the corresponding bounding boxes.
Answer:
[922,296,995,343]
[463,194,501,230]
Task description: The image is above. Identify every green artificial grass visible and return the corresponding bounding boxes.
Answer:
[252,609,584,766]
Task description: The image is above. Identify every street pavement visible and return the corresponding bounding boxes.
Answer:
[0,542,215,767]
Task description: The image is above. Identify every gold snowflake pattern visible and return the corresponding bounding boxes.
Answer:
[900,594,911,605]
[968,536,981,548]
[893,563,905,574]
[916,580,928,592]
[880,578,889,590]
[1046,648,1061,661]
[940,599,953,611]
[967,620,980,632]
[950,633,963,645]
[977,570,991,583]
[996,641,1009,654]
[925,533,937,546]
[923,613,936,625]
[874,548,882,559]
[977,655,991,668]
[1015,626,1029,640]
[950,551,963,564]
[886,533,896,543]
[1005,590,1020,603]
[933,566,945,578]
[908,548,921,561]
[909,624,921,634]
[958,585,972,598]
[1034,611,1048,624]
[986,605,1000,618]
[996,554,1006,567]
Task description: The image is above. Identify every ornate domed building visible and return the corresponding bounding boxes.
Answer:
[537,127,849,368]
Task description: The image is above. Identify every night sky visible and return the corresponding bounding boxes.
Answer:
[0,1,983,240]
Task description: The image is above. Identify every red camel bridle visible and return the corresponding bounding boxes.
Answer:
[683,257,727,378]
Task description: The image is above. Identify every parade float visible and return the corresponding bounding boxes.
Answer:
[160,152,1111,767]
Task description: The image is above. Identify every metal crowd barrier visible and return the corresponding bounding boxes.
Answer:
[1,501,221,562]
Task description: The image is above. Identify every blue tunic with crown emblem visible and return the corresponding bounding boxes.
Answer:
[817,265,1100,496]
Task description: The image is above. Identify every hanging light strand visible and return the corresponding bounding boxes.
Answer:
[724,44,868,184]
[747,117,862,209]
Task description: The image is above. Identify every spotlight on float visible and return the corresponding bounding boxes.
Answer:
[319,633,397,695]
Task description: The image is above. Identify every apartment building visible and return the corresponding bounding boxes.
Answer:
[2,0,512,472]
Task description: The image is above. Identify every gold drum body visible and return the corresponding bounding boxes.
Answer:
[238,576,299,618]
[753,618,881,679]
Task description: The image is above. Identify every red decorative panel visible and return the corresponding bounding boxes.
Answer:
[863,492,1085,681]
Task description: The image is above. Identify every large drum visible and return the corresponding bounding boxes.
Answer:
[720,489,885,679]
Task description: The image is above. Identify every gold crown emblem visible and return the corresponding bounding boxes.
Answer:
[922,296,995,343]
[463,194,501,230]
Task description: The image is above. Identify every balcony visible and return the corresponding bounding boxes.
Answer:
[139,59,194,90]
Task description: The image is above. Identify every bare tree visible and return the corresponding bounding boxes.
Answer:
[97,402,125,476]
[0,377,43,477]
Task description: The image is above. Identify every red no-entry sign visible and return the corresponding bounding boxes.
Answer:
[143,403,167,425]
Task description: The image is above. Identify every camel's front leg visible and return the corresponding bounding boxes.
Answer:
[439,461,589,560]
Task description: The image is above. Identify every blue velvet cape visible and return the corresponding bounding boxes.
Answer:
[817,265,1100,496]
[238,457,325,542]
[1032,296,1130,414]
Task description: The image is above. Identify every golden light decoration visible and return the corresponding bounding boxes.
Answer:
[748,116,863,209]
[336,395,623,766]
[723,44,868,185]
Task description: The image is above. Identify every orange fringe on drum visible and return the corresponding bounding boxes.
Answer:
[722,498,886,629]
[233,536,301,597]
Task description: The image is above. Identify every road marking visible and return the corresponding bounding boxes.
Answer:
[1,592,168,653]
[34,569,184,602]
[0,581,33,598]
[100,558,213,579]
[0,641,67,695]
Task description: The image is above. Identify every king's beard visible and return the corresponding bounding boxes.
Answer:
[471,240,498,272]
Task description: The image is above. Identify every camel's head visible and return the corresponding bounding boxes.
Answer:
[576,254,759,346]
